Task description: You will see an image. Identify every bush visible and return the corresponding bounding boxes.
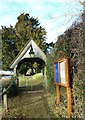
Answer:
[46,21,84,118]
[7,81,18,97]
[46,53,56,95]
[3,75,19,97]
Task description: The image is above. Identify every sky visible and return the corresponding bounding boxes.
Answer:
[0,0,83,43]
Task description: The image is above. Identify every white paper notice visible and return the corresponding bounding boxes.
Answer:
[60,61,66,84]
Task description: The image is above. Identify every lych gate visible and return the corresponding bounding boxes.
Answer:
[10,40,47,88]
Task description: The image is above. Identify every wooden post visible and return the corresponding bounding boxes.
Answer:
[31,76,33,90]
[44,66,47,89]
[67,87,71,118]
[3,88,8,112]
[0,84,2,120]
[56,84,60,105]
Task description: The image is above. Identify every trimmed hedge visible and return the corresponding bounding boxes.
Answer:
[46,16,84,118]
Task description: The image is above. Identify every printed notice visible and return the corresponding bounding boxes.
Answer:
[59,61,66,84]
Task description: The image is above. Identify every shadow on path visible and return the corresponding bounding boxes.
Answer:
[18,84,44,92]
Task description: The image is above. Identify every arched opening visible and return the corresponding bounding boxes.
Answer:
[16,57,46,91]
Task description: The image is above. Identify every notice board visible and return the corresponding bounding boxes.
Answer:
[54,57,70,87]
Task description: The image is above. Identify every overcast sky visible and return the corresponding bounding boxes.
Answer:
[0,0,83,43]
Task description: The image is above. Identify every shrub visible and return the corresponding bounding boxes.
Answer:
[3,75,18,97]
[7,81,18,97]
[46,20,84,118]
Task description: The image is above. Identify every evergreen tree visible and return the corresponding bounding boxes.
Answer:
[2,13,47,69]
[2,25,17,69]
[15,13,47,51]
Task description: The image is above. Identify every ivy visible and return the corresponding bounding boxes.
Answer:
[46,16,84,118]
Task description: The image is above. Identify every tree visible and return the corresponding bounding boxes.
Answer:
[43,42,54,54]
[15,13,47,51]
[2,13,47,69]
[2,25,17,69]
[77,0,85,6]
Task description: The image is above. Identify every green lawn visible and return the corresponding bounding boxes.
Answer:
[19,73,43,87]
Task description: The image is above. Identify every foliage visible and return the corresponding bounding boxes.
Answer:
[46,29,71,93]
[46,54,56,93]
[46,16,84,118]
[15,13,47,51]
[2,13,47,70]
[3,75,18,97]
[2,26,18,69]
[7,81,18,97]
[0,29,2,68]
[44,42,54,54]
[17,62,28,75]
[78,0,85,6]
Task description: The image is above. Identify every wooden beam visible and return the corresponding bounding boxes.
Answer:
[3,88,8,112]
[56,84,60,105]
[67,87,72,118]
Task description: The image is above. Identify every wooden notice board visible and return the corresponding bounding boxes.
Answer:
[54,57,71,118]
[54,57,70,87]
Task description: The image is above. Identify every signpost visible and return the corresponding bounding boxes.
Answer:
[54,57,71,118]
